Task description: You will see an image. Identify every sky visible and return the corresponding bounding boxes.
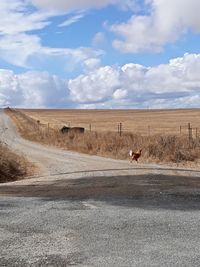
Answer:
[1,0,200,109]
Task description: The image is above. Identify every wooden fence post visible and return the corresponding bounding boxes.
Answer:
[180,126,182,135]
[47,123,49,134]
[188,123,193,148]
[148,125,150,136]
[37,120,40,131]
[119,122,122,136]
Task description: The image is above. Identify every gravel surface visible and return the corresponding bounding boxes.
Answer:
[0,109,200,266]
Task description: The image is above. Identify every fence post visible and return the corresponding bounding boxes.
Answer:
[188,123,192,148]
[47,123,49,134]
[119,122,122,136]
[148,125,150,136]
[180,126,182,135]
[196,128,198,139]
[37,120,40,131]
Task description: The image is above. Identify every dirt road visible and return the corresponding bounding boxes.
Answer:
[0,109,200,266]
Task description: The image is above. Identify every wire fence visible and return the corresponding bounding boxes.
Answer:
[45,121,200,137]
[7,108,200,148]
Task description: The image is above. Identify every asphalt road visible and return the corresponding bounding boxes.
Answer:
[0,110,200,266]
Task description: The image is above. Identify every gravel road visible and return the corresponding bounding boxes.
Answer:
[0,109,200,266]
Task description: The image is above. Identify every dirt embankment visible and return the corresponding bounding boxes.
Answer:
[0,142,33,183]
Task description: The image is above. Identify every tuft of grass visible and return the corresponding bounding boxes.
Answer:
[147,135,200,163]
[6,108,200,165]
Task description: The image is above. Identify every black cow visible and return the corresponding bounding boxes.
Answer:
[60,126,85,134]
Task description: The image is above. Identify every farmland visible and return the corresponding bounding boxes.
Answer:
[21,108,200,136]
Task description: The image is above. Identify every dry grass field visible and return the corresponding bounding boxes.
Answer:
[21,109,200,136]
[6,108,200,166]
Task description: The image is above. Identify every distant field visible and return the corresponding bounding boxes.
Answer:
[21,109,200,136]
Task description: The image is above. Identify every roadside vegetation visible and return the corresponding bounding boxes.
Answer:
[0,142,31,183]
[6,108,200,166]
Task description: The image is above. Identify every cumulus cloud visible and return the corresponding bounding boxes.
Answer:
[110,0,200,53]
[68,66,120,103]
[68,53,200,108]
[113,89,128,100]
[0,70,69,108]
[1,53,200,109]
[82,58,101,71]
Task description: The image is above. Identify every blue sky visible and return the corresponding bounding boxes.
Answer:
[1,0,200,108]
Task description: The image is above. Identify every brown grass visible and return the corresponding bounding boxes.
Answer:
[0,142,31,183]
[20,108,200,136]
[5,108,200,166]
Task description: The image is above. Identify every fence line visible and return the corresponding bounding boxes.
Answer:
[7,109,200,144]
[45,121,200,139]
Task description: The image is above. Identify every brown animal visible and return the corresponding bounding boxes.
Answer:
[70,127,85,133]
[60,126,70,133]
[129,149,142,163]
[60,126,85,134]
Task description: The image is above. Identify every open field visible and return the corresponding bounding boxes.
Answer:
[6,108,200,165]
[21,108,200,136]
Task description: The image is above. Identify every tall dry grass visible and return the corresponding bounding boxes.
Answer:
[6,108,200,165]
[0,142,30,183]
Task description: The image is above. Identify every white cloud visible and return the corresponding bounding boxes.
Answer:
[0,1,103,70]
[68,53,200,108]
[58,13,85,27]
[82,58,101,71]
[92,32,107,47]
[0,34,41,67]
[110,0,200,53]
[113,89,127,99]
[31,0,137,12]
[0,70,69,108]
[68,66,120,103]
[1,53,200,109]
[0,69,22,106]
[0,33,102,69]
[0,1,51,35]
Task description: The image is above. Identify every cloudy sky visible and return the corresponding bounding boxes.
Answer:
[1,0,200,108]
